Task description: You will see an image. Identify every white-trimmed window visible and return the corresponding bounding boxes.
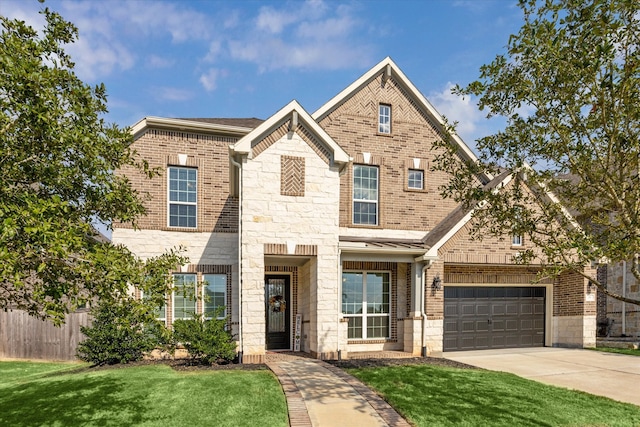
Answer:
[512,235,523,246]
[353,165,379,225]
[203,274,227,319]
[172,273,197,321]
[342,271,390,339]
[512,206,523,246]
[378,104,391,134]
[141,290,166,324]
[408,169,424,190]
[168,166,197,228]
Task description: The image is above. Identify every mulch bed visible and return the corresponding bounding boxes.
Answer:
[85,354,476,371]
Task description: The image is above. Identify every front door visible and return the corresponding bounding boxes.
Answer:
[265,275,290,350]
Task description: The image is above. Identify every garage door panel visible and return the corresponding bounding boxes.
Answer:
[505,319,519,331]
[444,286,546,352]
[461,304,476,315]
[476,304,490,316]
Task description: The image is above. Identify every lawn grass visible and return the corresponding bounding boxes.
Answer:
[348,364,640,427]
[590,346,640,356]
[0,361,287,427]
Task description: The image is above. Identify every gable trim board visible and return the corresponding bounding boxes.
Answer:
[109,57,596,364]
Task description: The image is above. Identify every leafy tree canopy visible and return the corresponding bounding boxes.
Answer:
[0,8,185,323]
[434,0,640,305]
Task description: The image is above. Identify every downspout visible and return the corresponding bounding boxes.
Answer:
[336,158,351,360]
[230,155,243,362]
[337,248,342,360]
[622,260,627,336]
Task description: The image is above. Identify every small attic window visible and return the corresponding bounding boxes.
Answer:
[378,104,391,134]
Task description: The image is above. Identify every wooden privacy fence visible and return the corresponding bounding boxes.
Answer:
[0,310,91,361]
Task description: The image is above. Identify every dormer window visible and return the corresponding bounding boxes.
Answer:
[378,104,391,134]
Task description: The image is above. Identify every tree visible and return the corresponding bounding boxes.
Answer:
[0,8,185,323]
[433,0,640,306]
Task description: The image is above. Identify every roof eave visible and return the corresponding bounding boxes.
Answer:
[131,116,255,139]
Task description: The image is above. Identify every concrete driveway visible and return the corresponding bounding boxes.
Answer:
[445,347,640,406]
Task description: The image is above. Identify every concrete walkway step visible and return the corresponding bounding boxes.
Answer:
[266,353,411,427]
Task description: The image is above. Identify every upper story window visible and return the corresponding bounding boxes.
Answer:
[378,104,391,134]
[512,206,523,246]
[408,169,424,190]
[168,166,197,228]
[353,165,379,225]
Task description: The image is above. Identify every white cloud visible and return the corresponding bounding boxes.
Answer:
[153,87,194,102]
[429,83,484,141]
[427,82,507,155]
[147,55,175,69]
[4,0,214,81]
[255,6,298,34]
[199,68,221,92]
[204,40,223,63]
[227,0,373,71]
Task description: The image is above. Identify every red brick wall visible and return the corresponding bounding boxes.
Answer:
[318,74,463,230]
[554,269,596,317]
[116,128,239,232]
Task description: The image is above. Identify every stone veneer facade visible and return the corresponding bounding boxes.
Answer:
[605,261,640,338]
[113,58,597,362]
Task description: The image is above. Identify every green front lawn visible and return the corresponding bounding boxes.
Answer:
[348,364,640,427]
[0,361,287,427]
[591,346,640,356]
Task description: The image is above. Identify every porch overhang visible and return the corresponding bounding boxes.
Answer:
[339,236,430,256]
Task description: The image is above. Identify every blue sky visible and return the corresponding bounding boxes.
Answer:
[3,0,524,147]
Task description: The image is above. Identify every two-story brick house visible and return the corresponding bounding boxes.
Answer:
[113,57,596,363]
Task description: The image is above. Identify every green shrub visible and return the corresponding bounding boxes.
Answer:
[77,299,162,366]
[172,311,236,364]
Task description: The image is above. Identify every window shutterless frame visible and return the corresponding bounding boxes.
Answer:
[202,274,227,319]
[341,271,391,340]
[407,169,424,190]
[172,273,197,321]
[378,104,391,134]
[353,165,379,225]
[167,166,197,228]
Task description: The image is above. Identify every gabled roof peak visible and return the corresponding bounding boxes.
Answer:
[312,57,492,183]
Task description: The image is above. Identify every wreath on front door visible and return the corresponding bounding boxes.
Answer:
[269,295,286,313]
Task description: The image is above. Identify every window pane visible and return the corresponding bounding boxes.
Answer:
[353,202,377,225]
[173,274,197,321]
[168,166,197,228]
[353,165,378,225]
[367,272,389,314]
[342,272,363,314]
[347,317,363,339]
[379,105,391,134]
[203,274,226,318]
[169,204,196,227]
[367,316,389,338]
[408,169,423,189]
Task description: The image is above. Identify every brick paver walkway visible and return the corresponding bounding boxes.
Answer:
[265,352,412,427]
